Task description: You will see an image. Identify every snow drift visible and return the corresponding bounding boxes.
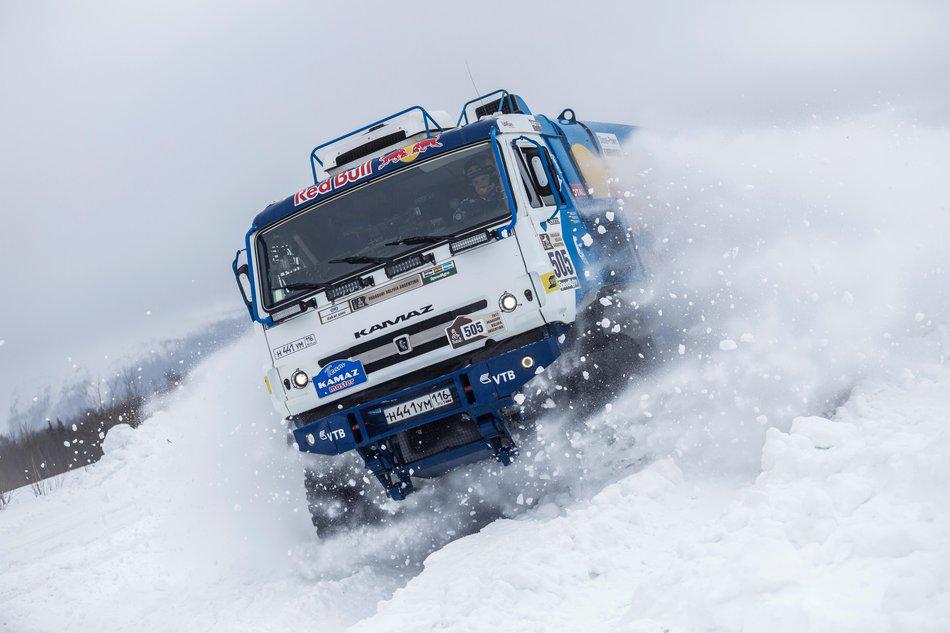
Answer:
[2,113,949,632]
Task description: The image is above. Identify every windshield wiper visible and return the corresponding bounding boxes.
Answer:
[280,281,329,292]
[385,234,453,246]
[328,255,391,265]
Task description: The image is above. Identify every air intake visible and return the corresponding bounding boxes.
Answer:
[475,94,525,119]
[333,130,408,168]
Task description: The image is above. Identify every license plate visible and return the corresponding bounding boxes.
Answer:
[383,388,454,425]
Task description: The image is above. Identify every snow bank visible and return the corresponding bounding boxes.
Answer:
[351,363,950,632]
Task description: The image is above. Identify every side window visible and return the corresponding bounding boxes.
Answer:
[515,145,557,208]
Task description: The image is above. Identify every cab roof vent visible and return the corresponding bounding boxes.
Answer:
[333,130,408,168]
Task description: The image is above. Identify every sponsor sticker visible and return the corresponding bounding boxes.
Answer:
[531,120,542,133]
[541,271,560,294]
[421,260,457,284]
[596,132,622,155]
[293,160,373,206]
[378,137,443,169]
[538,229,579,292]
[570,182,588,198]
[350,274,423,311]
[318,302,351,324]
[479,369,516,385]
[538,232,565,251]
[445,311,505,349]
[314,359,367,398]
[272,334,316,360]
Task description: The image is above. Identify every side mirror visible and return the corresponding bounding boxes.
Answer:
[232,250,256,321]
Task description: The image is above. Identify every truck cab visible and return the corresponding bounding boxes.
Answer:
[233,91,642,500]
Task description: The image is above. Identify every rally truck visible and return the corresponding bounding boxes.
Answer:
[232,90,644,501]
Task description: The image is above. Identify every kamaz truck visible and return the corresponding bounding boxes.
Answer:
[232,91,643,501]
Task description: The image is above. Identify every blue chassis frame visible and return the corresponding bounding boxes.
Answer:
[292,325,566,500]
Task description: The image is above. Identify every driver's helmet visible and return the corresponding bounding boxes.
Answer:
[464,157,495,196]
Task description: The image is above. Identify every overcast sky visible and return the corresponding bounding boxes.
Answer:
[1,0,948,422]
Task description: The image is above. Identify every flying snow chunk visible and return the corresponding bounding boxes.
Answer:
[581,233,594,247]
[719,339,738,351]
[740,333,755,343]
[678,344,686,355]
[541,398,556,409]
[513,393,526,405]
[915,312,926,323]
[597,225,607,235]
[0,339,5,347]
[598,297,613,307]
[599,318,611,329]
[605,211,615,222]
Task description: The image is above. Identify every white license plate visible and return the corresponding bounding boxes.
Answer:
[383,388,454,425]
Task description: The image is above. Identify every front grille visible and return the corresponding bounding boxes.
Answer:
[394,414,483,463]
[318,299,489,371]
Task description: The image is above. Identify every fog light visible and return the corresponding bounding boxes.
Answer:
[521,356,534,369]
[499,292,518,312]
[291,370,309,389]
[305,433,316,446]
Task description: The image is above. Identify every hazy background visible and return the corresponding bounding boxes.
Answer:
[1,0,948,432]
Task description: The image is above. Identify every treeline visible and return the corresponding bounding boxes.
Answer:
[0,314,249,509]
[0,369,182,503]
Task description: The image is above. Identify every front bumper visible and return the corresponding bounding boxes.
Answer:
[292,328,563,457]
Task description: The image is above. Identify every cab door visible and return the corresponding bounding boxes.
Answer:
[504,137,582,326]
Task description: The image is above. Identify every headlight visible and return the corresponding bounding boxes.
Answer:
[499,292,518,313]
[291,370,310,389]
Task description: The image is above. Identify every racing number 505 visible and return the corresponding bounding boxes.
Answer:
[547,249,575,278]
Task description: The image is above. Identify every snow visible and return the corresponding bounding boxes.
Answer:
[3,117,950,631]
[353,364,950,632]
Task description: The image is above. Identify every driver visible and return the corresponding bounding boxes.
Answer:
[458,157,506,217]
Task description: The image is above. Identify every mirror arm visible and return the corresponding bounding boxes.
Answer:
[232,250,255,321]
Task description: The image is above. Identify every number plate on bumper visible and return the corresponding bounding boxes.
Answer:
[383,387,454,425]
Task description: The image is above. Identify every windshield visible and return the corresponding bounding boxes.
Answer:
[256,142,510,309]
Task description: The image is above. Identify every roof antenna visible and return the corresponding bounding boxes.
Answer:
[465,60,481,97]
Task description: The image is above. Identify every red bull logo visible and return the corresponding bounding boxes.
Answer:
[378,137,443,169]
[293,160,373,206]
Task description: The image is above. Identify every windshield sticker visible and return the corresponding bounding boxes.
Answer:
[378,137,442,169]
[272,333,317,360]
[349,274,423,312]
[421,260,457,284]
[445,311,505,349]
[314,359,367,398]
[541,271,560,294]
[293,160,373,206]
[318,301,351,325]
